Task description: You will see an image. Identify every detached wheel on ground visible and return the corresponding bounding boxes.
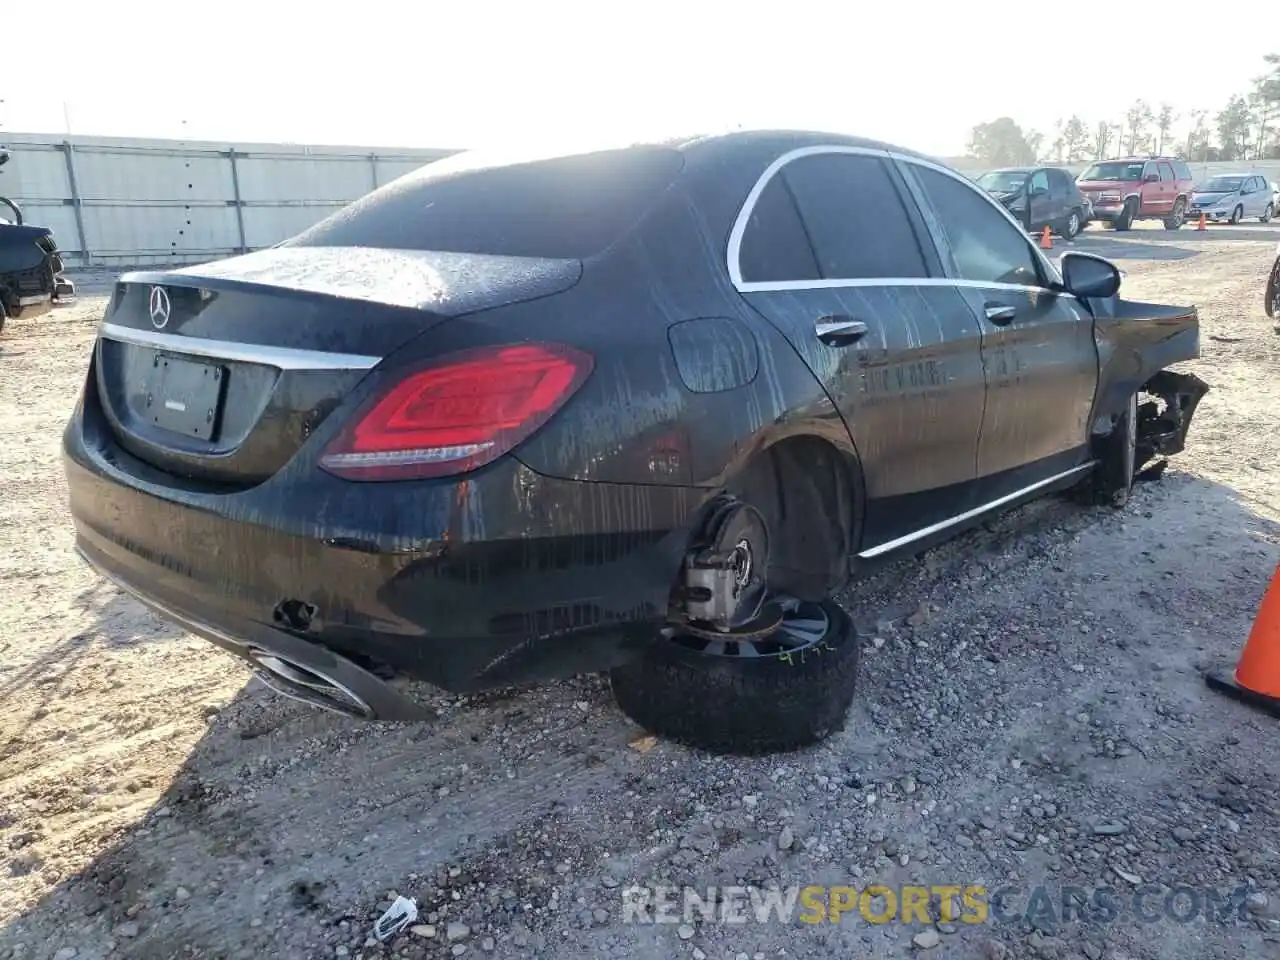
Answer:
[610,596,860,756]
[1077,392,1137,508]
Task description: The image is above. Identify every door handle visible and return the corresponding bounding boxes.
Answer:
[815,317,869,346]
[984,303,1018,325]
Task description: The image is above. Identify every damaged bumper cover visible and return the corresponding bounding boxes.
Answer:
[1137,370,1210,470]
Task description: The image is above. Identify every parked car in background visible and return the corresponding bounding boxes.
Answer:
[63,131,1208,755]
[0,214,63,333]
[976,165,1091,239]
[1189,173,1275,224]
[1076,156,1194,231]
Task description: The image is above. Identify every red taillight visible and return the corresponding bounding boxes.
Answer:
[319,343,593,481]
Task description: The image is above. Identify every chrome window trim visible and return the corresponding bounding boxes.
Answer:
[726,143,1066,296]
[98,322,381,371]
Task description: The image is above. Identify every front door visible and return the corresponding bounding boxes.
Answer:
[1245,177,1267,217]
[1027,169,1055,232]
[896,160,1100,497]
[730,147,987,550]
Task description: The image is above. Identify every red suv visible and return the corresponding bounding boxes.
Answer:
[1076,156,1194,231]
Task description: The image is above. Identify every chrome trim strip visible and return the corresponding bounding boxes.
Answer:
[726,143,1066,297]
[98,322,381,371]
[857,462,1096,559]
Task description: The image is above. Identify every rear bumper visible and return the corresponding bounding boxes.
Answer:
[64,404,701,694]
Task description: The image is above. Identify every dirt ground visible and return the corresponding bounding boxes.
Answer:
[3,224,1280,960]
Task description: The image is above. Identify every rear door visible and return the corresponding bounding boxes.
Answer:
[730,147,987,550]
[895,159,1099,497]
[1158,161,1178,216]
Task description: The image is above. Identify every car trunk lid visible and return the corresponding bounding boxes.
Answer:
[92,246,581,487]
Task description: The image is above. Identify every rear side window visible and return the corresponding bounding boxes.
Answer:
[779,153,929,279]
[737,175,821,283]
[287,147,684,259]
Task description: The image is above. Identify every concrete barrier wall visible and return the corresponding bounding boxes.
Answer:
[0,133,458,267]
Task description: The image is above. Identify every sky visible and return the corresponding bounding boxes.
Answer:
[3,0,1276,158]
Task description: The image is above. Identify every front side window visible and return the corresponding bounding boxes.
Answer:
[1158,162,1175,182]
[908,165,1044,288]
[1029,170,1050,195]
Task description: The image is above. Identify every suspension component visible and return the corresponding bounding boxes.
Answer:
[680,497,770,633]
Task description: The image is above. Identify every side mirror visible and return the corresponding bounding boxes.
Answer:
[1030,185,1048,197]
[1060,251,1121,299]
[1144,173,1160,183]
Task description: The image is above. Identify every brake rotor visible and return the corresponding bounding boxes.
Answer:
[680,599,786,642]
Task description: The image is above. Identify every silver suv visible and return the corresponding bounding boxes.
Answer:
[1188,172,1275,224]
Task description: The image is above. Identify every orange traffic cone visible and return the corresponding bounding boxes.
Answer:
[1197,213,1207,231]
[1039,226,1053,250]
[1205,563,1280,716]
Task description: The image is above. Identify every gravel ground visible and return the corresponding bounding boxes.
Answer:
[3,224,1280,960]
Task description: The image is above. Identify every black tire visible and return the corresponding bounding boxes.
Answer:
[1261,203,1274,224]
[1078,392,1137,508]
[1266,255,1280,320]
[610,598,861,756]
[1163,198,1186,230]
[1230,205,1243,225]
[1112,201,1135,232]
[1060,208,1082,240]
[0,299,7,336]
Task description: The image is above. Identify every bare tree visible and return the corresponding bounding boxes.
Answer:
[1061,116,1089,161]
[1155,104,1177,153]
[1184,110,1212,161]
[1092,120,1117,158]
[1124,100,1153,154]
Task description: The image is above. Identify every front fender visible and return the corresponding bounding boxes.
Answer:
[1089,297,1199,431]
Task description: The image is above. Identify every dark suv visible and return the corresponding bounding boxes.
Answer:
[976,166,1092,239]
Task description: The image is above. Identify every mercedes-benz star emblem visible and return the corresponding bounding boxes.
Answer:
[149,286,171,329]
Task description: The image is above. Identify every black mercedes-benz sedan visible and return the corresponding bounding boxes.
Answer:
[63,131,1207,754]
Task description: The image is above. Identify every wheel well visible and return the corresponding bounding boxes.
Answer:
[723,436,860,601]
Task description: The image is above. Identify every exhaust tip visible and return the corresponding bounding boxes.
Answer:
[246,647,374,719]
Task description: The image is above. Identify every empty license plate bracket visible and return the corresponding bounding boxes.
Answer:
[144,354,227,441]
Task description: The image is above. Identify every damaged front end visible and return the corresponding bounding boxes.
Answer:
[1136,370,1209,476]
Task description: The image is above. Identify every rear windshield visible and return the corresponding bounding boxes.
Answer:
[1080,161,1145,182]
[287,146,685,259]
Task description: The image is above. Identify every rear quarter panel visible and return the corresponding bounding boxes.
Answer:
[500,186,855,488]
